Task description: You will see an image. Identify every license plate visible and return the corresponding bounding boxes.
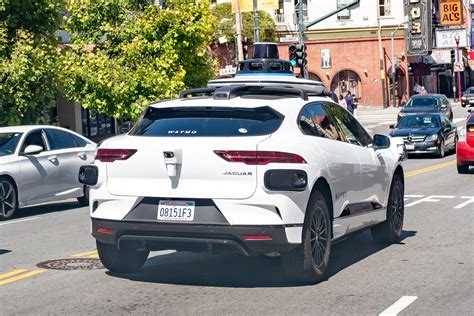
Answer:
[406,143,415,150]
[157,200,195,221]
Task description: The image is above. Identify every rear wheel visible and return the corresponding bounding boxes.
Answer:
[457,164,469,174]
[0,177,18,220]
[97,241,149,273]
[282,191,331,284]
[77,186,90,207]
[371,175,404,243]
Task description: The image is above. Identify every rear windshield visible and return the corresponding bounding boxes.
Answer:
[129,106,284,137]
[406,97,438,107]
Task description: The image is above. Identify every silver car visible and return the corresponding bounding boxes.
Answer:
[0,126,96,220]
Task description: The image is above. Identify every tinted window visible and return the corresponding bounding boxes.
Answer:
[406,97,438,107]
[396,115,440,129]
[325,103,372,146]
[0,133,22,156]
[298,103,342,141]
[468,115,474,124]
[467,89,474,94]
[21,130,47,152]
[71,134,88,147]
[129,106,284,137]
[45,129,77,150]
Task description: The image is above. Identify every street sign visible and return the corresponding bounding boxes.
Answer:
[439,0,463,26]
[232,0,278,13]
[454,62,464,72]
[435,28,467,49]
[404,0,432,56]
[279,36,299,43]
[219,66,237,76]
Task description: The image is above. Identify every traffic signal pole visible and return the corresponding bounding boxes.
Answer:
[253,0,260,43]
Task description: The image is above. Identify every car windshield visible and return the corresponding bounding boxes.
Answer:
[0,132,22,156]
[466,88,474,94]
[405,97,438,107]
[129,106,284,137]
[396,115,440,129]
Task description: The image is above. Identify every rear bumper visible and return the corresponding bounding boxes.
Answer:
[457,141,474,165]
[405,141,439,154]
[91,218,299,256]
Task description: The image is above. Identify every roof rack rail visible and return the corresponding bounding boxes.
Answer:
[179,87,216,98]
[213,85,309,101]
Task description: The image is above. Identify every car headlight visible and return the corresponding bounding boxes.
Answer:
[425,134,438,142]
[462,96,467,100]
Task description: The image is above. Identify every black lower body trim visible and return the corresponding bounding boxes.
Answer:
[92,218,298,256]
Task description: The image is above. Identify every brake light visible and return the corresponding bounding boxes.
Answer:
[243,235,272,241]
[95,149,137,162]
[214,150,306,165]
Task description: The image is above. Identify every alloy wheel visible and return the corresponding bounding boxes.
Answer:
[0,180,16,218]
[309,208,329,268]
[390,186,403,233]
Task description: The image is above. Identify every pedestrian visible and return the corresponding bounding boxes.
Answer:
[413,82,421,94]
[344,91,354,114]
[338,94,347,109]
[351,93,358,118]
[420,86,427,95]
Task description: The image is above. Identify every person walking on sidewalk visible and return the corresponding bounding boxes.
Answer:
[414,82,421,94]
[344,91,354,114]
[338,94,347,109]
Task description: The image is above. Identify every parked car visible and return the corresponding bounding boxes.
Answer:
[461,87,474,108]
[390,113,457,158]
[0,126,96,220]
[456,110,474,173]
[397,94,453,122]
[81,72,406,283]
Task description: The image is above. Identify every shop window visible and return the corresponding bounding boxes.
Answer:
[330,70,361,99]
[337,0,351,20]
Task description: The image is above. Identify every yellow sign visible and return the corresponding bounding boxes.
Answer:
[232,0,278,13]
[439,0,463,26]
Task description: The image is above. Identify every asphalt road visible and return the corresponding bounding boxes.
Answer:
[1,106,473,315]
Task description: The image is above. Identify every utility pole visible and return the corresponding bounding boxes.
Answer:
[253,0,260,43]
[376,3,388,108]
[233,0,244,62]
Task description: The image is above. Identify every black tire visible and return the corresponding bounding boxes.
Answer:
[77,186,90,207]
[461,103,466,108]
[451,136,458,154]
[96,240,149,273]
[0,177,18,220]
[371,175,404,243]
[457,164,469,174]
[282,191,331,284]
[437,140,445,158]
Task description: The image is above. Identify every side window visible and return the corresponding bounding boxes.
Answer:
[298,103,342,141]
[325,103,372,147]
[443,97,449,106]
[71,134,88,147]
[21,130,47,153]
[441,116,450,127]
[45,129,77,150]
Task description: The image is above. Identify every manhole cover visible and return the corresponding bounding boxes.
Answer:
[37,258,104,270]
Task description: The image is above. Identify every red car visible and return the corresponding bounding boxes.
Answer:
[457,110,474,174]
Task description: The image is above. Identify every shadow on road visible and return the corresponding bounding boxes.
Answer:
[13,201,82,220]
[108,229,417,288]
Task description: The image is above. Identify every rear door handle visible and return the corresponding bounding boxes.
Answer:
[77,153,87,160]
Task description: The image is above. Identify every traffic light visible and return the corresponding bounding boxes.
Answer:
[296,43,307,67]
[288,44,297,67]
[451,49,456,64]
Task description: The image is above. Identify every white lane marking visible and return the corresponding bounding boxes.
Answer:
[379,296,418,316]
[453,118,466,124]
[404,194,424,201]
[0,217,39,226]
[405,195,455,208]
[454,196,474,209]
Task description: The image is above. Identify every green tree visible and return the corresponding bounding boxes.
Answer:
[213,2,278,43]
[60,0,217,120]
[0,0,63,126]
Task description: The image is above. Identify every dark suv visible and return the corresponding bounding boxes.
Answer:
[398,94,453,122]
[461,87,474,108]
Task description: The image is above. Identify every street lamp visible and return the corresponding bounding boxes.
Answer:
[391,22,406,108]
[454,34,462,103]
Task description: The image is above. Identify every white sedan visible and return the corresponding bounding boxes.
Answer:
[0,126,96,220]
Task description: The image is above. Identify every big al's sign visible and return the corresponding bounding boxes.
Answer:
[404,0,432,56]
[439,0,463,26]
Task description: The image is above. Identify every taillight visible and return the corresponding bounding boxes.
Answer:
[214,150,306,165]
[95,149,137,162]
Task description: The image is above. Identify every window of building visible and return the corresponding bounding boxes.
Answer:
[379,0,391,17]
[294,0,308,22]
[337,0,351,20]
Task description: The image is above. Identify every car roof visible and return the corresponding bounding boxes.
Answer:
[0,125,60,133]
[410,94,445,99]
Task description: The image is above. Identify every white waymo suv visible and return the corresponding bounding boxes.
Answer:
[80,73,405,283]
